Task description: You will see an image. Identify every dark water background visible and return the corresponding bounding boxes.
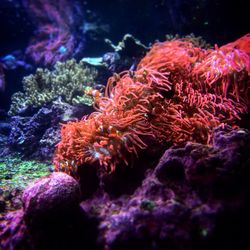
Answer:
[0,0,249,111]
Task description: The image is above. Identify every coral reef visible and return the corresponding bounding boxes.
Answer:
[23,0,84,66]
[54,34,250,177]
[1,126,250,250]
[8,59,97,116]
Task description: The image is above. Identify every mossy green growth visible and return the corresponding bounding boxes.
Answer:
[8,59,98,115]
[0,157,52,190]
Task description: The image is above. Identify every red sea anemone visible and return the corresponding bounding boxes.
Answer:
[54,34,250,177]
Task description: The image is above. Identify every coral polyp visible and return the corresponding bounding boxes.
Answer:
[54,35,250,176]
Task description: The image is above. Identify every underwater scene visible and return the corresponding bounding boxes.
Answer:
[0,0,249,249]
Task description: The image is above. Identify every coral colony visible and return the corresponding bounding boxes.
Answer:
[22,0,84,66]
[54,34,250,177]
[8,59,97,116]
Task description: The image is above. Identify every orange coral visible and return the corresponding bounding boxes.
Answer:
[54,35,250,176]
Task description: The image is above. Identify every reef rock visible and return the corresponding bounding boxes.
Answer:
[81,126,250,250]
[0,210,29,250]
[103,34,149,73]
[0,172,97,250]
[7,98,93,159]
[22,172,81,227]
[1,126,250,250]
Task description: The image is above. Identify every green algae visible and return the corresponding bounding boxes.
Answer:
[0,157,52,190]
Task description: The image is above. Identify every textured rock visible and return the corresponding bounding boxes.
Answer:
[1,126,250,250]
[81,126,250,250]
[156,125,250,198]
[1,173,98,250]
[22,172,81,227]
[7,98,93,159]
[0,121,11,135]
[103,34,149,73]
[0,210,30,250]
[0,120,11,157]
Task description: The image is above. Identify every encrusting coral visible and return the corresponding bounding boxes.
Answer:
[54,34,250,177]
[8,59,97,116]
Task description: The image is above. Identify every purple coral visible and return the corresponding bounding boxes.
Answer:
[23,0,84,66]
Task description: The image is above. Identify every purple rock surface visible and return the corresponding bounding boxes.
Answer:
[22,172,81,226]
[1,172,97,250]
[82,126,250,250]
[0,210,29,250]
[1,126,250,250]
